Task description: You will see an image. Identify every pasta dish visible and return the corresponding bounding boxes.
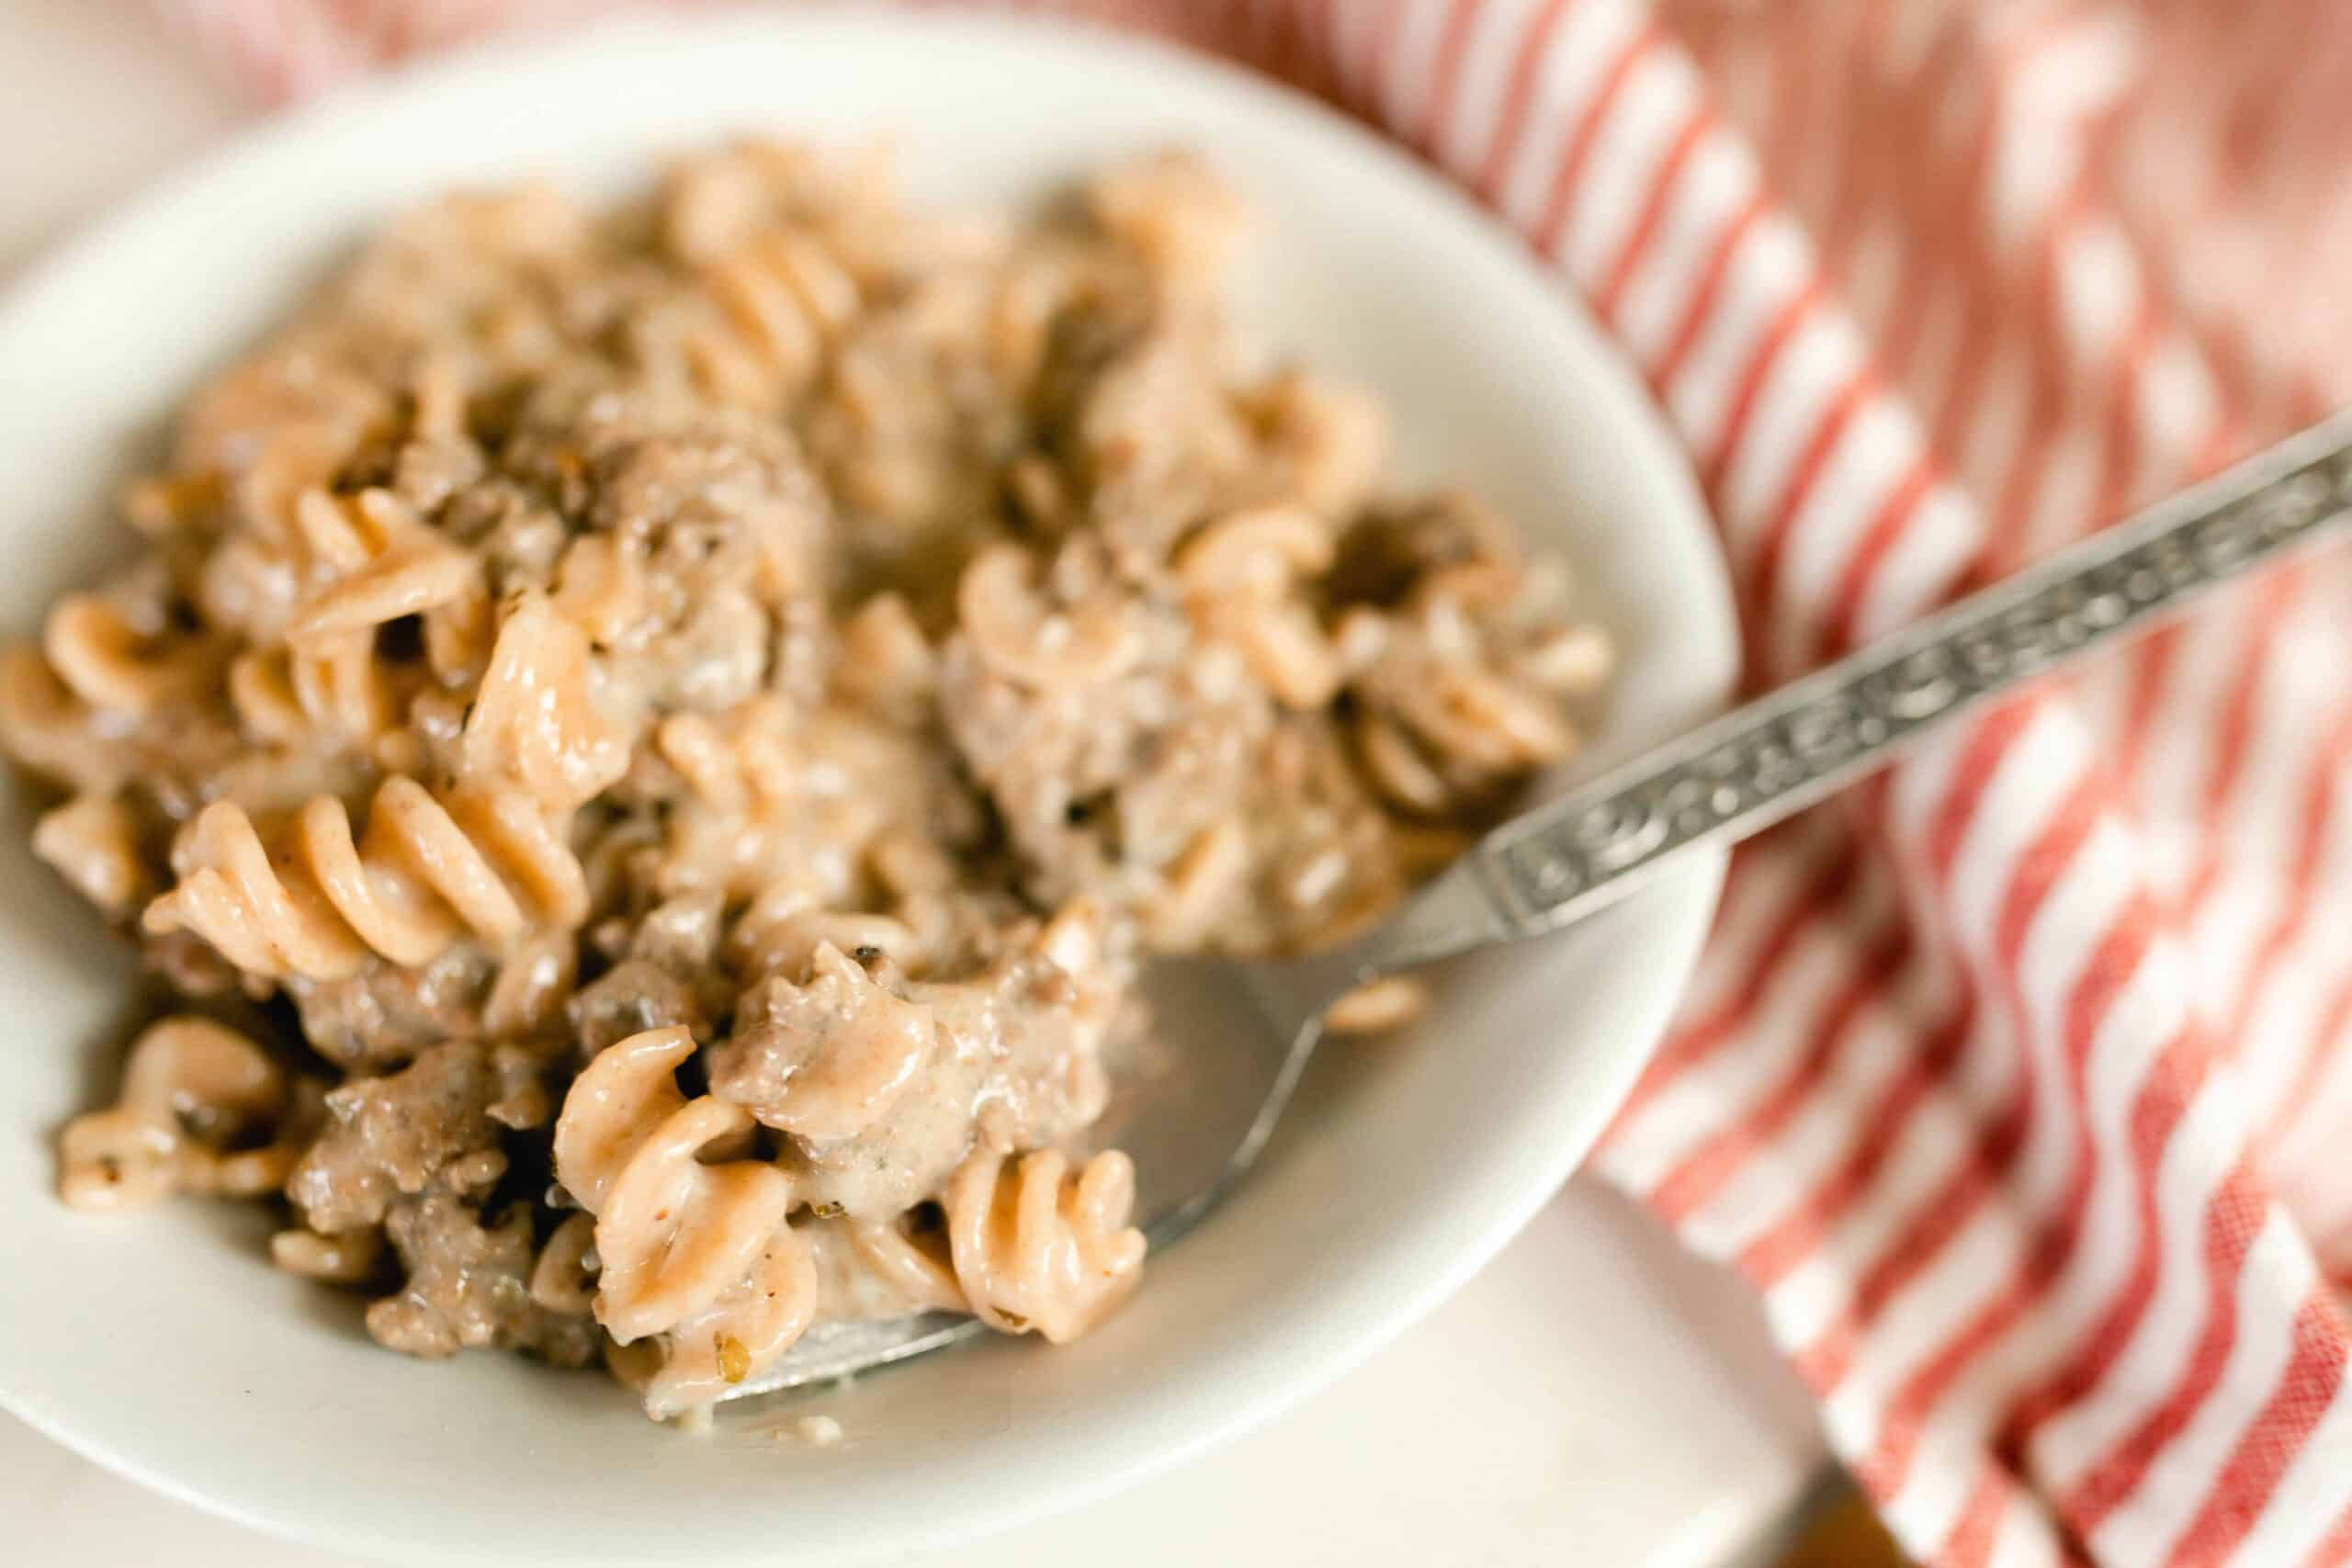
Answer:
[2,143,1611,1419]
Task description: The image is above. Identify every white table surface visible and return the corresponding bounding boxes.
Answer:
[0,4,1826,1563]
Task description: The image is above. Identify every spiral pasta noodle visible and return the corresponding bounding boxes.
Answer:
[59,1018,309,1211]
[271,1225,387,1285]
[284,489,481,646]
[802,1213,968,1321]
[650,695,947,908]
[956,543,1145,693]
[196,486,484,760]
[727,903,920,986]
[526,1213,599,1314]
[1173,503,1342,709]
[227,639,405,753]
[942,1145,1145,1342]
[1345,551,1615,810]
[718,941,939,1143]
[650,697,800,901]
[30,790,152,918]
[553,1026,816,1417]
[548,534,648,651]
[461,591,633,813]
[41,593,220,717]
[142,775,588,981]
[686,229,863,410]
[0,644,113,790]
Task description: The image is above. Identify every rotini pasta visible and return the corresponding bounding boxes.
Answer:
[728,904,922,983]
[717,941,936,1143]
[802,1213,968,1321]
[527,1213,599,1314]
[284,489,482,647]
[58,1018,310,1211]
[0,644,113,790]
[651,694,959,907]
[271,1225,387,1285]
[30,790,152,918]
[41,592,220,717]
[142,776,587,980]
[956,542,1146,693]
[943,1146,1146,1341]
[227,638,407,754]
[686,228,863,410]
[553,1026,816,1416]
[17,141,1611,1423]
[1342,507,1614,802]
[1175,503,1343,708]
[460,591,633,812]
[709,898,1120,1224]
[1320,974,1434,1035]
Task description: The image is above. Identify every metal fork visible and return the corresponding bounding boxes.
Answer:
[727,411,2352,1403]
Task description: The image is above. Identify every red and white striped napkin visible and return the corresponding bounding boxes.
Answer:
[146,2,2352,1562]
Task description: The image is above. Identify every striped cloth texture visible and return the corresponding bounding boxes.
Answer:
[149,2,2352,1562]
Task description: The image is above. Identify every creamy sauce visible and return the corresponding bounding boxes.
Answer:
[11,141,1611,1420]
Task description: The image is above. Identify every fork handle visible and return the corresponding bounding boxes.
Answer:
[1351,412,2352,977]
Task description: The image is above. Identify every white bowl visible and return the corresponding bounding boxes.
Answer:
[0,11,1736,1565]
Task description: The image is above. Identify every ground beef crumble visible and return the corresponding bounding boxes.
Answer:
[287,1041,543,1234]
[367,1185,601,1366]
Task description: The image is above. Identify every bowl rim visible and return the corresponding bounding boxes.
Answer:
[0,9,1740,1563]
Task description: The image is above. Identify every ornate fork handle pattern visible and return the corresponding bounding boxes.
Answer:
[1472,414,2352,939]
